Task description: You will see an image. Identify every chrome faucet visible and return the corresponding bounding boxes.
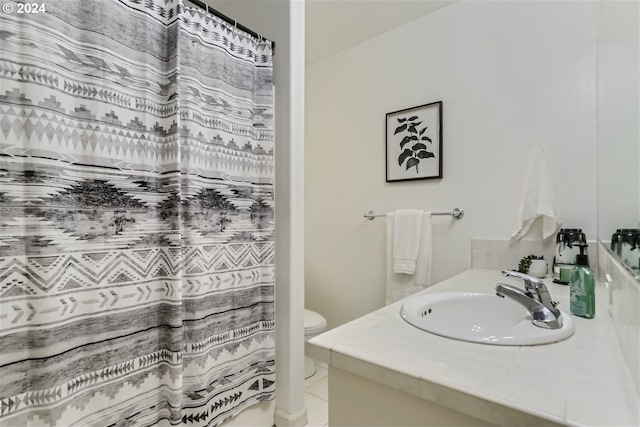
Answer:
[495,270,563,329]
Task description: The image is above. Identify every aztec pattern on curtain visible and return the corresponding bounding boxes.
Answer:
[0,0,275,425]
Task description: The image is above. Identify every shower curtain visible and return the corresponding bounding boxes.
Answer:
[0,0,275,426]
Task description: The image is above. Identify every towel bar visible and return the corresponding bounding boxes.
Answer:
[364,208,464,221]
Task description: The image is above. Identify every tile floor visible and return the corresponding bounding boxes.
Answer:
[304,361,329,427]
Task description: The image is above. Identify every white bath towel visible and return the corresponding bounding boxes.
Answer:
[393,209,423,274]
[510,142,562,245]
[386,211,432,305]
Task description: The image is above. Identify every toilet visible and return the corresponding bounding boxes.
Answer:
[304,309,327,378]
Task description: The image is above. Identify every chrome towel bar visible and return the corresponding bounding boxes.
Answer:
[363,208,464,221]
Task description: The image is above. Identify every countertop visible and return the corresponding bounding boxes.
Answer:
[308,269,639,426]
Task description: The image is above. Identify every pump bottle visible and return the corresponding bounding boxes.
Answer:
[569,244,595,319]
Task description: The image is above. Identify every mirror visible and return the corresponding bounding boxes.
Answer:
[596,0,639,279]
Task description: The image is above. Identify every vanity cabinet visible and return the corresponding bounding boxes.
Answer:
[329,367,492,427]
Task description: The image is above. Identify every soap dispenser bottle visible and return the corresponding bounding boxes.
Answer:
[569,244,595,319]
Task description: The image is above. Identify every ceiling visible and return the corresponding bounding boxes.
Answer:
[211,0,456,65]
[304,0,455,64]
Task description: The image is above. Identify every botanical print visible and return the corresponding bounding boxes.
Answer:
[394,115,435,174]
[386,101,443,182]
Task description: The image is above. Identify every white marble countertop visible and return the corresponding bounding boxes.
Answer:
[308,269,639,426]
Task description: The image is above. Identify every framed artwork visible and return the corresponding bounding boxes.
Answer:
[385,101,443,182]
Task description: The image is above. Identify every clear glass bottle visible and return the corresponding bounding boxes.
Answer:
[569,247,595,319]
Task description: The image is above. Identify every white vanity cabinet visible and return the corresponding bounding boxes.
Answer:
[329,366,493,427]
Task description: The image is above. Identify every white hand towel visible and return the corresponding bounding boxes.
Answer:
[510,142,562,245]
[393,209,423,274]
[386,211,432,305]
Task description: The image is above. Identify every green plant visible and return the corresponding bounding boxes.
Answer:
[395,115,434,173]
[517,254,544,274]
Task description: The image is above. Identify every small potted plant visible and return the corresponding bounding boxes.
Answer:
[517,255,547,278]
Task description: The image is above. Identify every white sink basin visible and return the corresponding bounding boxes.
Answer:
[400,292,575,346]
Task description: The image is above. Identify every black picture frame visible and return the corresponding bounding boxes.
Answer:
[386,101,443,182]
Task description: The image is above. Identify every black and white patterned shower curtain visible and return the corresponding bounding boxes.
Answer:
[0,0,275,425]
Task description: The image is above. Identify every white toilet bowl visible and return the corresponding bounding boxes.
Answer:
[304,309,327,379]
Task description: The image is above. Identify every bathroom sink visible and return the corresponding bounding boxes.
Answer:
[400,292,574,346]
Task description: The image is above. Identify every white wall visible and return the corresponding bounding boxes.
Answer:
[211,1,307,426]
[306,1,599,329]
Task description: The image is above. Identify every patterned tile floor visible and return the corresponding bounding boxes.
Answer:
[304,362,329,427]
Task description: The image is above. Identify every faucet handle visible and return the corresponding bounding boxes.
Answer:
[500,270,561,320]
[501,270,545,291]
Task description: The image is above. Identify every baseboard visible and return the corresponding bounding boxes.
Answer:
[274,406,308,427]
